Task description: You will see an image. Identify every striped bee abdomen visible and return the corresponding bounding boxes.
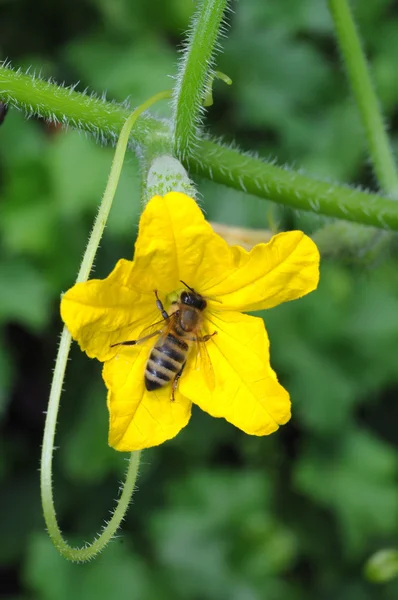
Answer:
[145,333,189,391]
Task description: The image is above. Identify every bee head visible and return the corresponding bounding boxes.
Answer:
[180,289,207,311]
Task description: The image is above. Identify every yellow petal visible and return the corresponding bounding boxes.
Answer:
[61,259,158,362]
[202,231,320,312]
[180,311,291,435]
[133,194,319,313]
[104,342,192,451]
[131,192,233,293]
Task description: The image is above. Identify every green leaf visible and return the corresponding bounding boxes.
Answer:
[365,548,398,583]
[65,38,176,113]
[294,430,398,554]
[0,259,51,330]
[60,380,122,483]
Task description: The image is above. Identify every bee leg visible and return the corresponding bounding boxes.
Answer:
[110,330,162,348]
[154,290,169,320]
[198,331,217,342]
[171,363,186,402]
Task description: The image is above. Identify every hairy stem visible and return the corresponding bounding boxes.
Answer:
[2,64,398,230]
[188,141,398,230]
[328,0,398,196]
[0,62,168,145]
[173,0,229,158]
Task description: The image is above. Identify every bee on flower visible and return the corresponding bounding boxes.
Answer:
[111,284,216,401]
[61,192,320,451]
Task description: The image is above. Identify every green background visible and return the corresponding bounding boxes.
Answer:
[1,0,398,598]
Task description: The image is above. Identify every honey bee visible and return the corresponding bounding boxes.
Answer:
[111,282,217,400]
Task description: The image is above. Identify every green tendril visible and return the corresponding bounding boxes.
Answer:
[203,70,232,107]
[40,90,171,563]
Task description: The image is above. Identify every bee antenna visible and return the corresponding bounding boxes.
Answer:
[180,280,195,292]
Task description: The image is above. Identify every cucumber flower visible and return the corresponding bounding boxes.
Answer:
[61,193,319,451]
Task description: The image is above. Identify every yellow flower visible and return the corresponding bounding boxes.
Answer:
[61,192,320,451]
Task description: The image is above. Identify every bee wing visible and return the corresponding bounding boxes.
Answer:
[139,313,174,339]
[112,313,178,350]
[193,331,216,391]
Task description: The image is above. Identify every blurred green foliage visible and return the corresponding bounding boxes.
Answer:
[1,0,398,598]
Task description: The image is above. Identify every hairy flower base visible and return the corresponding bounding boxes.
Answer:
[61,192,320,451]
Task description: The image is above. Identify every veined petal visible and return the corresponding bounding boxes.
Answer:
[104,343,192,451]
[133,194,319,312]
[202,231,320,312]
[131,192,233,294]
[61,259,158,362]
[181,311,291,435]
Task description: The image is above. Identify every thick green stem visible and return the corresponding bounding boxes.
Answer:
[188,142,398,230]
[173,0,229,158]
[328,0,398,197]
[2,64,398,230]
[0,62,167,145]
